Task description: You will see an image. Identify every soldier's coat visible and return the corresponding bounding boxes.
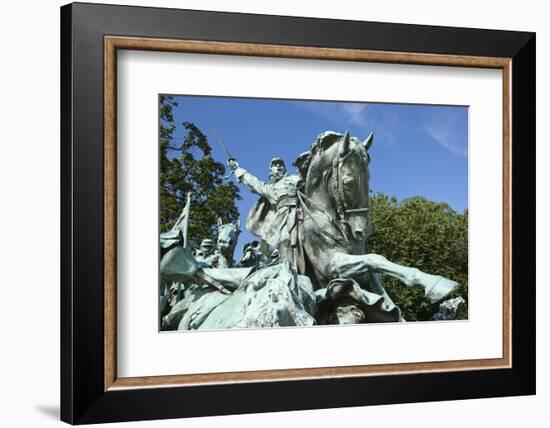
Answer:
[234,167,300,249]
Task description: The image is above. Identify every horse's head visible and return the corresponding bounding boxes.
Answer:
[216,218,241,256]
[295,131,374,247]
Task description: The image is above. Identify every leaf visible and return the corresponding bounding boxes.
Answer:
[159,98,241,247]
[368,192,468,320]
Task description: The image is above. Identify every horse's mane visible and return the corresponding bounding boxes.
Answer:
[293,131,365,182]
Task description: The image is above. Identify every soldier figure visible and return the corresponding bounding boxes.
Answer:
[239,240,269,268]
[193,238,215,267]
[228,157,303,270]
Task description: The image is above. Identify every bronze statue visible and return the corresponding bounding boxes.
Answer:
[228,157,303,270]
[160,131,460,329]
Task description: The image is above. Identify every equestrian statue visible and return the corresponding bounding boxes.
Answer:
[160,131,459,329]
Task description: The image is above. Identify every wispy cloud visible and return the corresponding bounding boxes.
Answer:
[293,100,467,155]
[293,101,396,146]
[423,109,468,156]
[340,103,369,126]
[292,101,373,127]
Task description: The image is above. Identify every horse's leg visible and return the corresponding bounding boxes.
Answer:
[329,252,459,303]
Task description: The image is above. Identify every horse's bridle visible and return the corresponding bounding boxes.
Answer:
[296,137,371,247]
[331,151,370,238]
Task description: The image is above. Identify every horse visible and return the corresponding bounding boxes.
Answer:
[160,218,240,330]
[293,130,458,303]
[211,218,240,268]
[160,131,459,327]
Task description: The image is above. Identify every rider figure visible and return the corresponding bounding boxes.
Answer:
[228,157,302,270]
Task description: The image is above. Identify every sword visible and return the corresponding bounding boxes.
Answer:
[212,128,236,179]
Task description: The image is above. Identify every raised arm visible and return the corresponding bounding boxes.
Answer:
[228,160,276,204]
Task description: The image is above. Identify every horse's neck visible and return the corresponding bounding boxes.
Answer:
[217,248,234,268]
[299,192,367,290]
[301,190,366,255]
[301,192,346,250]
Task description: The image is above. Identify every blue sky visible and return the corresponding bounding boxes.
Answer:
[164,95,468,252]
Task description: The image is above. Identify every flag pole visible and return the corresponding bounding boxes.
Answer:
[182,192,192,248]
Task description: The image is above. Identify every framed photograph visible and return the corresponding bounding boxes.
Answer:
[61,2,535,424]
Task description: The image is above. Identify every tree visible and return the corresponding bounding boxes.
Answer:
[159,95,241,248]
[368,193,468,321]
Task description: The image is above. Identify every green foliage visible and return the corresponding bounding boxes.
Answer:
[159,95,240,248]
[258,240,274,260]
[368,193,468,321]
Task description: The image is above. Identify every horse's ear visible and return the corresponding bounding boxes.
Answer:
[339,130,351,158]
[217,217,223,228]
[363,132,374,151]
[236,219,241,230]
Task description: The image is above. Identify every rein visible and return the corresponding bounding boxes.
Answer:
[297,134,371,247]
[296,190,349,246]
[331,152,370,241]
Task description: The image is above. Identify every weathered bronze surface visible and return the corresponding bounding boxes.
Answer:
[160,131,459,330]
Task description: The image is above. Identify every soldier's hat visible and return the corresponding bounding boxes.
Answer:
[242,240,260,252]
[269,157,286,168]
